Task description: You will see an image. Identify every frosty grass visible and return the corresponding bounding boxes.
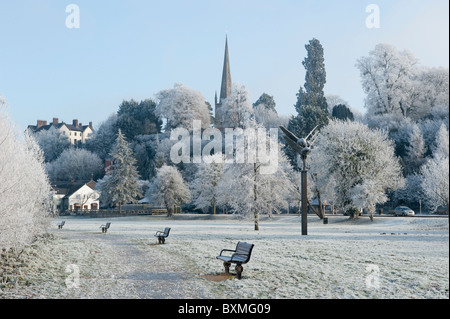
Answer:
[1,215,448,299]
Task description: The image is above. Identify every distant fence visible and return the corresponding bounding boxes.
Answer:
[60,208,168,218]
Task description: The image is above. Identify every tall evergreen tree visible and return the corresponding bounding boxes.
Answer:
[100,129,142,209]
[297,38,328,113]
[286,38,329,168]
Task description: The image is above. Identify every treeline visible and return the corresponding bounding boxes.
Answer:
[27,39,450,225]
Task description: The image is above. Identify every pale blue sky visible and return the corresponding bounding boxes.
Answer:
[1,0,448,130]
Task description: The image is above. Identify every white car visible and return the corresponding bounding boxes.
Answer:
[394,206,415,216]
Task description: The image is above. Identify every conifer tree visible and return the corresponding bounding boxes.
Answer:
[100,129,142,209]
[286,38,329,168]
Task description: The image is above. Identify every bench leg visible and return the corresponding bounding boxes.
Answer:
[235,264,243,280]
[223,261,231,274]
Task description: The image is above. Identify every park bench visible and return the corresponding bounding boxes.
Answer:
[154,227,170,244]
[100,222,111,233]
[57,221,65,229]
[216,241,254,279]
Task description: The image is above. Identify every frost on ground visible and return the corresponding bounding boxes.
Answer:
[0,215,448,299]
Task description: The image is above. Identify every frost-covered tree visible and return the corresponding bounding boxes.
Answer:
[253,104,288,129]
[1,99,52,251]
[420,124,449,212]
[220,83,254,129]
[155,83,211,131]
[392,173,425,209]
[432,124,449,159]
[416,67,449,115]
[46,148,104,181]
[309,120,404,219]
[420,154,449,213]
[356,43,418,118]
[404,123,426,174]
[99,129,142,209]
[190,154,224,214]
[217,133,294,230]
[145,165,191,216]
[84,113,119,161]
[32,126,71,162]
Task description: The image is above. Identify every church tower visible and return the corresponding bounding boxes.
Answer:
[215,36,232,128]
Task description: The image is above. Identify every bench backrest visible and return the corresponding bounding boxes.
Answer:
[163,227,170,236]
[233,241,254,263]
[105,222,111,229]
[60,221,65,225]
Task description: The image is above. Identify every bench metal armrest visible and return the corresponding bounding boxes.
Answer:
[219,249,236,256]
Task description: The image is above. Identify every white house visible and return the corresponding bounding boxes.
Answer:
[51,180,100,213]
[28,118,94,145]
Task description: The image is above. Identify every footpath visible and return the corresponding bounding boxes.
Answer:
[58,229,218,299]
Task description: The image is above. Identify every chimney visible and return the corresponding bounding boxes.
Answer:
[73,119,78,127]
[89,121,93,129]
[53,117,59,125]
[37,120,47,129]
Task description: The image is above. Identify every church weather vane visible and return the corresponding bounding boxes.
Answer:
[279,125,319,235]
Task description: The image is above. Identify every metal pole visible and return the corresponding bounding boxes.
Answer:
[301,170,308,235]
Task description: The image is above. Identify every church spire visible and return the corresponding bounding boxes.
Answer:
[219,35,232,101]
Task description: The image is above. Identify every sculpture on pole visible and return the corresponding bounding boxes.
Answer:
[279,126,319,235]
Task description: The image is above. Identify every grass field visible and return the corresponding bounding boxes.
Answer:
[1,214,448,299]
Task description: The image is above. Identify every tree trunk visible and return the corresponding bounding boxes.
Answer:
[254,163,259,231]
[165,200,173,217]
[317,189,324,219]
[348,207,360,219]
